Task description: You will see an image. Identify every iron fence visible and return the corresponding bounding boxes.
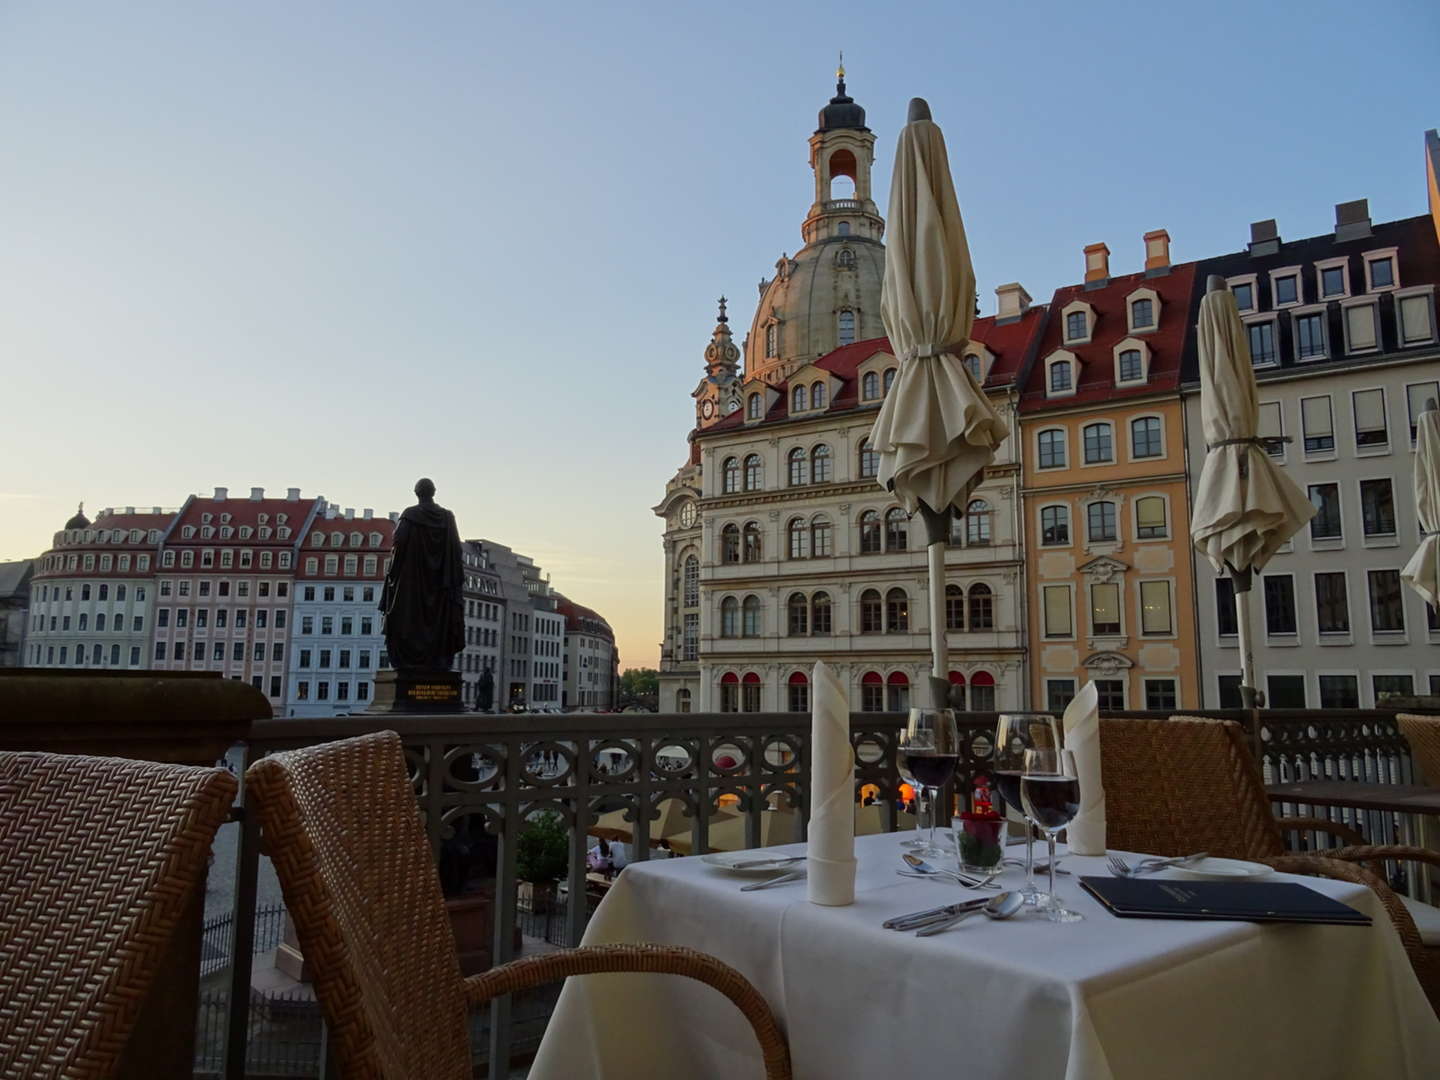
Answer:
[201,903,289,979]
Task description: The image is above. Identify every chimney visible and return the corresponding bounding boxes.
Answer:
[345,507,355,520]
[388,511,399,522]
[249,486,264,501]
[994,282,1031,322]
[1083,243,1110,286]
[1335,198,1372,242]
[1143,229,1171,273]
[152,506,161,514]
[1248,219,1280,257]
[363,508,373,520]
[286,487,301,501]
[213,487,228,501]
[124,506,134,515]
[325,505,337,519]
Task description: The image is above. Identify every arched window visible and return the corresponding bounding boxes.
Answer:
[1131,416,1163,458]
[116,584,126,601]
[1087,501,1118,542]
[1136,496,1168,539]
[945,584,964,630]
[720,672,739,713]
[720,597,739,637]
[747,394,763,420]
[811,381,826,408]
[886,671,910,712]
[885,508,908,551]
[858,437,879,478]
[109,644,120,666]
[721,524,740,563]
[676,688,692,714]
[788,517,809,559]
[741,671,762,712]
[836,248,856,269]
[810,444,832,483]
[741,595,761,637]
[838,309,856,345]
[837,221,851,236]
[1041,505,1070,546]
[683,556,699,605]
[860,671,885,712]
[1118,349,1143,383]
[964,353,982,381]
[949,671,966,710]
[1083,422,1114,464]
[743,454,763,491]
[1131,298,1154,329]
[1049,360,1072,393]
[859,589,883,633]
[859,510,882,554]
[966,500,992,545]
[1038,429,1067,469]
[793,384,808,412]
[811,591,832,635]
[968,584,994,630]
[788,592,809,636]
[883,368,897,394]
[970,670,996,711]
[810,516,833,557]
[98,584,108,601]
[765,323,777,357]
[885,587,909,633]
[722,457,740,493]
[788,447,807,486]
[788,671,810,712]
[862,372,880,400]
[742,522,762,562]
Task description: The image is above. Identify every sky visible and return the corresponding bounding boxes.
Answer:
[2,0,1437,670]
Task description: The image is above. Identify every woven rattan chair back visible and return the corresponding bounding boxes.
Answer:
[246,731,472,1080]
[1099,716,1284,861]
[1397,714,1440,785]
[0,751,237,1080]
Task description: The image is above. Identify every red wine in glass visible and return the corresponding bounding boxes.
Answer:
[902,752,958,790]
[1019,775,1080,831]
[992,769,1023,814]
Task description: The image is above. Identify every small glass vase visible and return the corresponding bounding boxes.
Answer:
[955,813,1004,874]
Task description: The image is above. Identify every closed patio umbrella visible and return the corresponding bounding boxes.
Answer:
[868,98,1007,709]
[1191,276,1314,707]
[1401,400,1439,609]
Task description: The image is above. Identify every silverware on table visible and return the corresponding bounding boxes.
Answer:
[739,869,805,891]
[901,853,999,888]
[883,896,991,930]
[731,855,805,871]
[915,890,1025,936]
[897,870,1001,889]
[1106,852,1208,878]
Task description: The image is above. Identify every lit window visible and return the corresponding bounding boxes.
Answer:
[885,588,909,633]
[1090,583,1120,635]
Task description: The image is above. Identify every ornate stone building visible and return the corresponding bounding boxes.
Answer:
[656,77,1044,715]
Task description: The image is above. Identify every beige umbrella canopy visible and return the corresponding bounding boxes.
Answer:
[1191,277,1315,706]
[868,98,1007,707]
[1401,402,1440,609]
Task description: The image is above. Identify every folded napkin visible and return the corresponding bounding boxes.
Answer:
[808,660,856,906]
[1062,682,1104,855]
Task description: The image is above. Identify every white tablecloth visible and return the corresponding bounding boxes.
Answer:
[528,832,1440,1079]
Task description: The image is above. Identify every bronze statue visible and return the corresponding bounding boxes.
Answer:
[379,478,465,672]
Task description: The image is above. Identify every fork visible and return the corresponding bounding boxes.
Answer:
[1107,853,1207,877]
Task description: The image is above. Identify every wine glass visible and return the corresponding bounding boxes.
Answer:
[1021,748,1083,923]
[992,712,1061,905]
[897,707,959,858]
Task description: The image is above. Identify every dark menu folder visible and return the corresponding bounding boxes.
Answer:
[1079,876,1372,926]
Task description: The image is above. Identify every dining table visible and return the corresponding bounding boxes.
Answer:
[527,830,1440,1080]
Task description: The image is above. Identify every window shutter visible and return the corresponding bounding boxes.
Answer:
[1136,497,1166,531]
[1345,304,1377,350]
[1043,586,1071,636]
[1257,401,1283,439]
[1300,396,1333,438]
[1399,295,1433,343]
[1353,388,1386,432]
[1140,581,1172,634]
[1090,584,1119,626]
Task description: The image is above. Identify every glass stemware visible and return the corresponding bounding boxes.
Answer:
[897,707,960,858]
[992,712,1061,905]
[1021,748,1083,923]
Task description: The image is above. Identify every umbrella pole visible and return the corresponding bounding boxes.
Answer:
[1230,565,1260,709]
[919,505,951,711]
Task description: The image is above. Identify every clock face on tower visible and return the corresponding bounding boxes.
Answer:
[700,399,715,419]
[679,502,697,528]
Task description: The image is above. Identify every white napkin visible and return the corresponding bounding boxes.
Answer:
[808,661,856,906]
[1061,682,1104,855]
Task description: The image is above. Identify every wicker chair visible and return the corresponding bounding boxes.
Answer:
[1397,714,1440,785]
[0,751,238,1079]
[245,731,792,1080]
[1100,716,1439,1013]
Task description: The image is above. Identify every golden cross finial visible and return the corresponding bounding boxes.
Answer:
[837,50,845,80]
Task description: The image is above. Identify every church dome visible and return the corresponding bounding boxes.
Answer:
[65,502,90,530]
[817,75,867,133]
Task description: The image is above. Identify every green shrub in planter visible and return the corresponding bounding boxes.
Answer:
[516,811,569,885]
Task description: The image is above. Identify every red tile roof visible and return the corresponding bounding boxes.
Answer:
[554,595,614,639]
[166,495,320,544]
[1019,264,1197,412]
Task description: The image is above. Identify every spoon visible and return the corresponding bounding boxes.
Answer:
[902,853,995,887]
[915,890,1024,936]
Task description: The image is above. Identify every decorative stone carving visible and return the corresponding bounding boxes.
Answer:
[1081,651,1133,676]
[1078,555,1130,584]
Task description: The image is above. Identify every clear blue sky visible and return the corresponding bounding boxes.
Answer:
[2,0,1437,668]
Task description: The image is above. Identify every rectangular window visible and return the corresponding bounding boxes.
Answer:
[1368,256,1395,289]
[788,680,809,713]
[1087,502,1117,542]
[1094,680,1125,710]
[1257,401,1283,457]
[1232,281,1254,311]
[1046,679,1076,714]
[1320,265,1345,298]
[317,681,330,701]
[1139,581,1172,635]
[235,610,247,629]
[158,608,170,628]
[1318,674,1359,709]
[1407,382,1440,441]
[1367,569,1404,633]
[336,682,349,701]
[1215,578,1237,636]
[1135,497,1167,539]
[212,641,224,662]
[1065,311,1087,340]
[1314,573,1349,633]
[232,641,244,661]
[253,643,265,662]
[1360,479,1396,537]
[1274,275,1298,306]
[1344,304,1377,352]
[1042,586,1072,638]
[1040,505,1069,546]
[1300,396,1334,453]
[1082,424,1113,464]
[129,646,140,666]
[1090,583,1120,635]
[1373,674,1414,701]
[357,682,369,701]
[1352,388,1388,447]
[1308,484,1342,540]
[1264,575,1297,635]
[1144,678,1177,711]
[1267,675,1306,708]
[1247,321,1277,366]
[1295,313,1325,360]
[155,641,167,661]
[1399,293,1434,344]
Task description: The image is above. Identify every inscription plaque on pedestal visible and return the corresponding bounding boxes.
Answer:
[368,669,464,713]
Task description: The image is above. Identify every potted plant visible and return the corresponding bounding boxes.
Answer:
[516,811,569,913]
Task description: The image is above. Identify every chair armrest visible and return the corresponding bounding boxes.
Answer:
[463,944,792,1080]
[1276,815,1366,848]
[1320,843,1440,881]
[1263,854,1424,956]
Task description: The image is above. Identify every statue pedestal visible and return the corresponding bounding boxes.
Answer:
[368,669,465,713]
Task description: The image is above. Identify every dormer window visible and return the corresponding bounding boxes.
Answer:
[1364,250,1398,292]
[312,532,326,547]
[883,368,896,394]
[838,309,855,346]
[862,371,879,400]
[1048,358,1073,394]
[257,513,269,525]
[201,513,212,525]
[1065,312,1087,341]
[1270,268,1301,307]
[792,384,808,412]
[747,393,763,420]
[179,524,194,539]
[963,353,982,381]
[1130,299,1153,329]
[1229,276,1258,313]
[276,513,288,524]
[1316,257,1350,300]
[811,381,827,408]
[1118,349,1142,383]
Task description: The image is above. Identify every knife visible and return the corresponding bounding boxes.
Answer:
[883,896,990,930]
